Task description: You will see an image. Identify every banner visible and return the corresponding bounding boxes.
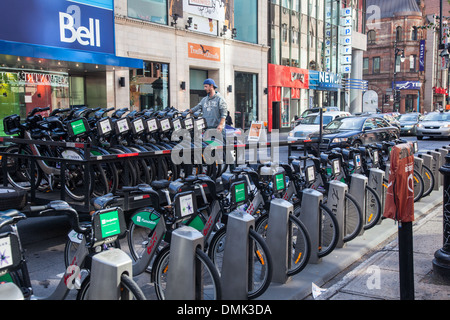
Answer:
[419,40,425,72]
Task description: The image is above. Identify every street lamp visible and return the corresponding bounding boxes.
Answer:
[393,41,405,112]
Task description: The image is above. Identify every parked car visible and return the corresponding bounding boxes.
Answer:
[416,111,450,140]
[309,115,400,150]
[377,113,401,129]
[398,113,423,135]
[291,106,340,127]
[288,111,351,149]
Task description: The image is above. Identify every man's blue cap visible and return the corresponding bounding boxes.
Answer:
[203,78,218,88]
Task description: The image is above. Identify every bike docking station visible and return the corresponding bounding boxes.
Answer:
[87,207,131,300]
[368,168,385,222]
[327,180,348,248]
[221,180,255,299]
[300,188,323,265]
[164,191,209,300]
[427,150,442,190]
[349,173,368,235]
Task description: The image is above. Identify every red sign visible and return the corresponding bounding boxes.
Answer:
[268,64,309,89]
[433,87,448,95]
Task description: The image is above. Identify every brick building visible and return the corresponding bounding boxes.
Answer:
[364,0,426,113]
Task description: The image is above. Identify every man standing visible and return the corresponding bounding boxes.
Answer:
[190,78,227,132]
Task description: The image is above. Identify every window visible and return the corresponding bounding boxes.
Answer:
[235,72,258,129]
[373,57,380,74]
[363,57,369,74]
[395,55,402,72]
[234,0,258,43]
[396,26,402,42]
[367,30,376,45]
[410,55,416,72]
[128,0,168,25]
[411,27,418,41]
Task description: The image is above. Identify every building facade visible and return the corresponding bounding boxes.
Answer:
[267,0,367,131]
[364,0,426,113]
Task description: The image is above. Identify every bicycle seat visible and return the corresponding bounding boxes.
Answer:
[184,175,198,183]
[151,180,171,190]
[92,193,118,210]
[0,209,26,224]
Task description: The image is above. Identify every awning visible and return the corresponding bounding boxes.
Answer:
[0,40,143,70]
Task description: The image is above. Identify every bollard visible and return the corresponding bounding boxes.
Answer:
[433,154,450,284]
[437,149,448,186]
[300,189,323,264]
[221,210,255,299]
[427,150,442,190]
[89,248,133,300]
[165,226,204,300]
[327,180,348,248]
[368,168,385,224]
[349,173,368,235]
[266,198,292,283]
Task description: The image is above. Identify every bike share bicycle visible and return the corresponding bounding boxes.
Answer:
[0,200,145,300]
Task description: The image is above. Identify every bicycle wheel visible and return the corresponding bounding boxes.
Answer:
[253,214,310,277]
[421,165,435,197]
[413,169,424,202]
[59,148,93,201]
[341,193,363,242]
[294,202,339,257]
[4,145,42,190]
[363,186,381,230]
[77,273,146,300]
[208,227,273,299]
[152,246,222,300]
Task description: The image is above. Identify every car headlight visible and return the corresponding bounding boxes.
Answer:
[417,123,423,128]
[289,132,294,137]
[332,137,348,143]
[442,124,450,128]
[403,125,413,129]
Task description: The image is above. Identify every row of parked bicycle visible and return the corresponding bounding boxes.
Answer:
[2,106,232,202]
[0,131,436,299]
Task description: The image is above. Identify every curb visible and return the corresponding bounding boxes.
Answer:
[257,187,443,300]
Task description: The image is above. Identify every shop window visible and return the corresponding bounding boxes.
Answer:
[130,61,169,111]
[189,69,208,108]
[128,0,168,25]
[235,72,258,129]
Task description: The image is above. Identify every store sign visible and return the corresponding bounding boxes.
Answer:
[393,81,422,90]
[268,64,308,89]
[309,70,342,91]
[188,43,221,61]
[0,0,114,54]
[419,40,425,71]
[0,71,69,88]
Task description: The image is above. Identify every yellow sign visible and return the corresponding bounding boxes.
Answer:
[188,43,220,62]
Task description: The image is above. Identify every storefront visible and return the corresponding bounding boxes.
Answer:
[267,64,308,132]
[0,0,143,133]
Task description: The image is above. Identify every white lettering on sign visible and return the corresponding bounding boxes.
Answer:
[59,11,101,47]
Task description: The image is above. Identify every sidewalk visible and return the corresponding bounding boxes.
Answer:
[258,187,449,300]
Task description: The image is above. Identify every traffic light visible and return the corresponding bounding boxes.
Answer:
[384,94,390,103]
[393,90,400,103]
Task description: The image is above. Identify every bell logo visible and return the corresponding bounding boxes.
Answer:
[59,12,101,47]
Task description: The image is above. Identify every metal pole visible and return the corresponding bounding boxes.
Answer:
[398,221,415,300]
[433,154,450,284]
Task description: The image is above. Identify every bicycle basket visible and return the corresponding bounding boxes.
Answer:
[67,118,90,138]
[3,114,21,135]
[0,232,21,275]
[91,207,127,247]
[173,191,197,222]
[272,171,286,195]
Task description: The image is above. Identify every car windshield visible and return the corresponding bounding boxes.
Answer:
[422,113,450,121]
[399,114,418,121]
[325,117,365,131]
[301,115,333,125]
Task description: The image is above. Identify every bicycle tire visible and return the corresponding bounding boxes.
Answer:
[421,164,435,197]
[152,246,222,300]
[208,226,273,299]
[76,273,146,300]
[413,169,424,202]
[4,145,42,190]
[341,193,363,242]
[254,213,310,277]
[363,186,382,230]
[294,202,339,257]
